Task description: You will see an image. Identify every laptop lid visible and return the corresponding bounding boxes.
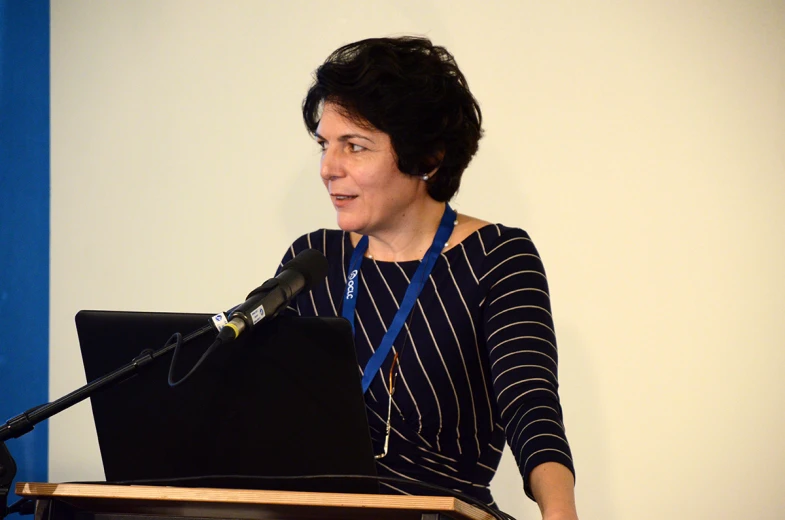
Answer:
[75,310,377,494]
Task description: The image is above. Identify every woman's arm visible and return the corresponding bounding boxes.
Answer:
[480,227,577,514]
[530,461,578,520]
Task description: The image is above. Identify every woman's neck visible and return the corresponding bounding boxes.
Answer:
[355,199,449,262]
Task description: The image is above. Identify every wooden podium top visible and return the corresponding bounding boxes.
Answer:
[17,482,496,520]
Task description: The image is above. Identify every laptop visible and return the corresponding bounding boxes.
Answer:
[75,310,378,494]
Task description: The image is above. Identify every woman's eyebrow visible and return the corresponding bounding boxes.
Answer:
[314,131,375,144]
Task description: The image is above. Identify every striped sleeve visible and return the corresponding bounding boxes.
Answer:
[480,228,574,499]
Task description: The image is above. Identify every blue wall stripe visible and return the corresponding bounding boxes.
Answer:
[0,0,50,510]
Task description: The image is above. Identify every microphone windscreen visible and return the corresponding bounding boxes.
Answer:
[282,248,329,290]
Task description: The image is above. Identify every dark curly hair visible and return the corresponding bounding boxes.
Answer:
[302,36,483,202]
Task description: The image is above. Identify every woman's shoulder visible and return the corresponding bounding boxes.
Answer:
[452,214,534,254]
[451,216,542,282]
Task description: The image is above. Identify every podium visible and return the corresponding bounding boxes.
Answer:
[16,482,494,520]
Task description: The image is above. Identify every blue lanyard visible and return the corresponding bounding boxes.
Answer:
[342,204,457,394]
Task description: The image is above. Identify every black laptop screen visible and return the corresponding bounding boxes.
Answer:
[75,311,377,494]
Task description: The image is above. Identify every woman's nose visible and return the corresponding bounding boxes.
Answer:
[320,146,344,181]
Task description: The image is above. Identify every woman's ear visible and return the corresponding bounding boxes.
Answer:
[420,149,445,181]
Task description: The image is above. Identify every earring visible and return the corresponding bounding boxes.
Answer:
[421,173,430,181]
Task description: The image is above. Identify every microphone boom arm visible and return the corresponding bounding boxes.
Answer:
[0,322,215,518]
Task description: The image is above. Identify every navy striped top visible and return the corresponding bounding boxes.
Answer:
[279,224,574,505]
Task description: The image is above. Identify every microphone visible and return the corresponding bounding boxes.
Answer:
[217,249,329,343]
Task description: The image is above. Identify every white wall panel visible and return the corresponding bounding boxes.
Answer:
[51,2,785,518]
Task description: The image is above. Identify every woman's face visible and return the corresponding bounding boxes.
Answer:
[316,102,427,236]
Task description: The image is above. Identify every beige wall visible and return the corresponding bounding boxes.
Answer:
[50,1,785,518]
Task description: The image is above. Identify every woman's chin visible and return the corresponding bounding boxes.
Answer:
[335,215,365,234]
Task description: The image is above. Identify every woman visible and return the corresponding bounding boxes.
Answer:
[280,36,577,519]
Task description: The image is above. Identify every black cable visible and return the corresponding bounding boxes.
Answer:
[166,333,224,387]
[110,473,516,520]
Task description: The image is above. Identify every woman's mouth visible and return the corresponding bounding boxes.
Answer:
[331,194,358,207]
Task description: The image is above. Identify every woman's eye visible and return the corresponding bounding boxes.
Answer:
[316,140,327,151]
[349,143,365,152]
